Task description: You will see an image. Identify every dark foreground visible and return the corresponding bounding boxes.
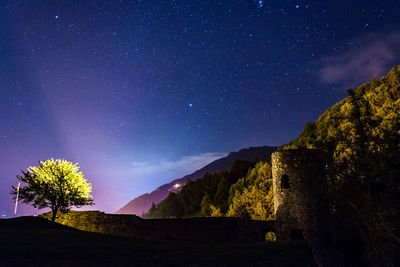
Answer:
[0,217,314,266]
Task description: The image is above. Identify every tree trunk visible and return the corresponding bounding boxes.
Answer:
[51,208,58,222]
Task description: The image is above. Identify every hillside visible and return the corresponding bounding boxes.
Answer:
[116,146,277,215]
[284,65,400,266]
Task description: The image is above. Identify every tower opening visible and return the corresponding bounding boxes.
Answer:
[281,174,290,189]
[290,229,304,240]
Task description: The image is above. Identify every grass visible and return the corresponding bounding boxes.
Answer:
[0,216,314,266]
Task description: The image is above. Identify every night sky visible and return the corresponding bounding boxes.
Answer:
[1,0,400,217]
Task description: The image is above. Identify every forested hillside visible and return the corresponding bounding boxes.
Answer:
[143,160,254,218]
[285,66,400,266]
[144,65,400,266]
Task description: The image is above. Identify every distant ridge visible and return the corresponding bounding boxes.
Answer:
[115,146,277,216]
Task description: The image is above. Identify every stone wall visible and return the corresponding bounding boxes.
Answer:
[40,211,275,242]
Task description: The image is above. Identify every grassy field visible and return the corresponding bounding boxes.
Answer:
[0,217,314,266]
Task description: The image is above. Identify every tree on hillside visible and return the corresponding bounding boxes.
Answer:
[149,202,157,214]
[210,204,223,217]
[213,176,229,211]
[11,159,94,222]
[160,192,184,218]
[200,193,212,217]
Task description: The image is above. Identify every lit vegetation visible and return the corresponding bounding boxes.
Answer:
[12,159,94,222]
[285,66,400,266]
[226,162,274,221]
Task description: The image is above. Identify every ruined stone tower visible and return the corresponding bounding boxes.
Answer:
[271,149,330,242]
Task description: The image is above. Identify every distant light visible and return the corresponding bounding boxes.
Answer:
[258,0,263,8]
[168,183,183,192]
[295,5,300,8]
[55,15,59,19]
[189,103,193,107]
[173,183,181,189]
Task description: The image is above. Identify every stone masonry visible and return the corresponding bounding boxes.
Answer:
[271,149,330,242]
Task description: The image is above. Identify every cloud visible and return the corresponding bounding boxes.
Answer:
[130,152,227,176]
[319,31,400,89]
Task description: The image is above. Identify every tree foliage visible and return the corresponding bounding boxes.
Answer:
[12,159,94,222]
[200,193,212,217]
[226,162,274,220]
[213,175,229,211]
[210,204,223,217]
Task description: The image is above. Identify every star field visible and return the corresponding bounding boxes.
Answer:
[1,0,400,215]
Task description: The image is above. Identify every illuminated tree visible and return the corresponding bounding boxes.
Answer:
[210,204,223,217]
[11,159,94,222]
[227,162,274,220]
